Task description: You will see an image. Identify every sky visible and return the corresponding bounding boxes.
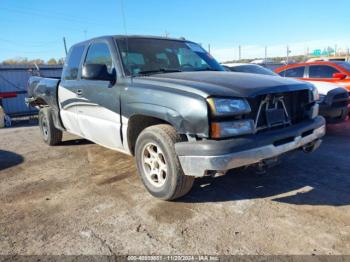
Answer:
[1,0,350,62]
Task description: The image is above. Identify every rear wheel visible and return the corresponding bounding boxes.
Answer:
[38,108,62,146]
[135,124,194,200]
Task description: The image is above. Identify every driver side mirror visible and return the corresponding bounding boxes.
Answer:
[82,64,116,84]
[332,72,347,80]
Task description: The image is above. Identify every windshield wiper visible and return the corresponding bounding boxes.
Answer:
[136,68,182,76]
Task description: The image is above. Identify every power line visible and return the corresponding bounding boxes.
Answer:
[0,37,58,47]
[0,46,63,55]
[0,7,110,28]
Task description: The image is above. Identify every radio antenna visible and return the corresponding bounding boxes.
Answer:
[120,0,132,80]
[120,0,128,36]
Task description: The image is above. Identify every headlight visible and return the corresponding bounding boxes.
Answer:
[311,86,320,101]
[211,120,255,138]
[207,98,251,116]
[318,94,326,103]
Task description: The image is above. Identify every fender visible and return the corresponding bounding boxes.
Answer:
[124,100,209,138]
[27,77,65,131]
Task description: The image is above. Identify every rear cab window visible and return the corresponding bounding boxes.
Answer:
[278,66,305,78]
[62,45,85,80]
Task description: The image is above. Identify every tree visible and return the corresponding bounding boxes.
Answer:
[2,57,28,65]
[47,58,57,65]
[57,58,65,64]
[29,59,45,65]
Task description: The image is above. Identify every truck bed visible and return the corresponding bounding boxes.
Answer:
[26,76,60,112]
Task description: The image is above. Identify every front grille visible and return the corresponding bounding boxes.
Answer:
[246,90,310,133]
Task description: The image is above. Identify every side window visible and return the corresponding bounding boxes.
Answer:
[309,65,339,78]
[278,67,305,78]
[85,43,113,73]
[62,45,85,80]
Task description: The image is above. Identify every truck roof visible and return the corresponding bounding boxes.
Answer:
[72,35,190,46]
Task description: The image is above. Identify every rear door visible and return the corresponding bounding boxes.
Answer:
[75,40,123,150]
[58,44,86,136]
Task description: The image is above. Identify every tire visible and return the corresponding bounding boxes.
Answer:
[38,107,62,146]
[135,124,194,200]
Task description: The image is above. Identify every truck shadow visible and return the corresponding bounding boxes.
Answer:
[58,138,93,146]
[0,150,24,171]
[180,124,350,207]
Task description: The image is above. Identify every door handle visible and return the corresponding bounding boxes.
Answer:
[76,89,83,96]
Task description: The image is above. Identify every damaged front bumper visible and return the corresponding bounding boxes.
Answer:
[175,116,326,177]
[318,88,349,124]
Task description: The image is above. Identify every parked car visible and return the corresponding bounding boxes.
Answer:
[275,62,350,122]
[275,61,350,91]
[221,63,279,76]
[27,35,325,200]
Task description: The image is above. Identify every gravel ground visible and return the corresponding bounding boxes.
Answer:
[0,121,349,255]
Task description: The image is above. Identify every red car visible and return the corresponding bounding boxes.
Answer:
[275,61,350,91]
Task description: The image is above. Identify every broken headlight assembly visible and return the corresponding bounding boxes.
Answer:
[207,97,254,138]
[207,97,251,116]
[310,85,320,101]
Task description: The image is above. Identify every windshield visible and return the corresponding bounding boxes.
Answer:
[116,38,224,76]
[335,61,350,72]
[229,65,278,76]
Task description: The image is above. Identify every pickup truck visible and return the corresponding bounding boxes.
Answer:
[27,35,325,200]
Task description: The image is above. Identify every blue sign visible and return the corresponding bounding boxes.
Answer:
[312,49,321,56]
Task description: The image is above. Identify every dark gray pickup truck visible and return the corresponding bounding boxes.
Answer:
[27,35,325,200]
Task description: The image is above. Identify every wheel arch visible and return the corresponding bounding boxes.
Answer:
[126,113,187,156]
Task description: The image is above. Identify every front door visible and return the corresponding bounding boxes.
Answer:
[306,64,340,83]
[75,41,123,150]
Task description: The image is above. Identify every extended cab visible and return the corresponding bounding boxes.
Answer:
[27,36,325,200]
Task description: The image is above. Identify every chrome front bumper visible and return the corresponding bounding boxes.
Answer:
[177,124,326,177]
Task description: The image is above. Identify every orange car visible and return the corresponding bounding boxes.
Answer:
[275,61,350,91]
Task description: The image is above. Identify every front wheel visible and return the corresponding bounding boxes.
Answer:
[135,124,194,200]
[38,108,62,146]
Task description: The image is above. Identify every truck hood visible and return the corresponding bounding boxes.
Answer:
[134,71,312,98]
[305,80,343,95]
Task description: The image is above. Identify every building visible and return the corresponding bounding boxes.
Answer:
[0,64,62,117]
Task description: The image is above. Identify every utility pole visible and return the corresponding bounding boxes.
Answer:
[286,45,291,64]
[208,44,211,54]
[63,37,68,56]
[334,44,337,56]
[238,45,241,61]
[264,46,267,62]
[164,30,169,38]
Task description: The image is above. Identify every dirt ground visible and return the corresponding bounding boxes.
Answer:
[0,121,349,255]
